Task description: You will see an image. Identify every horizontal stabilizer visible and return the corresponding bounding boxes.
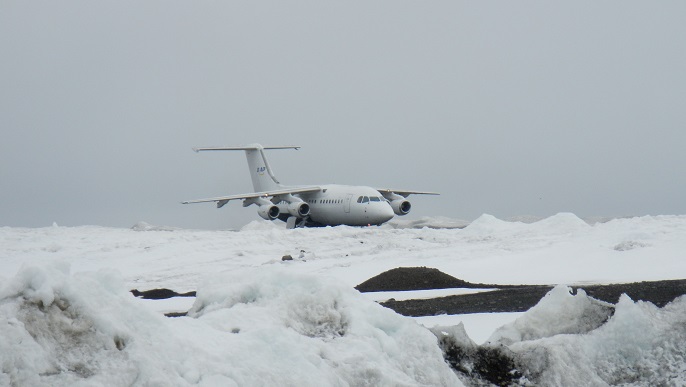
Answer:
[193,145,300,152]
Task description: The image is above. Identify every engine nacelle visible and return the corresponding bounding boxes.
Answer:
[274,194,311,218]
[390,199,411,216]
[286,201,310,217]
[257,204,280,220]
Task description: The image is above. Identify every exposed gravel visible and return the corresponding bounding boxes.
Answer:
[130,288,196,299]
[355,267,499,292]
[356,267,686,317]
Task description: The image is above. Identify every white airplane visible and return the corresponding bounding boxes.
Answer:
[182,144,438,228]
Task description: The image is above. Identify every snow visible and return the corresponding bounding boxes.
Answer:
[383,216,471,229]
[132,296,196,315]
[1,264,461,386]
[415,312,525,345]
[486,285,615,346]
[1,213,686,386]
[483,287,686,386]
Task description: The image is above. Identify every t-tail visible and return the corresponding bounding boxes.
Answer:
[192,144,299,192]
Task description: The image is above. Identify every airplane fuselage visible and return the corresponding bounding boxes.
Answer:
[292,184,395,226]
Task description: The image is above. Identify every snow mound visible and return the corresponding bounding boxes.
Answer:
[0,265,160,386]
[434,286,686,386]
[383,216,470,229]
[0,265,463,387]
[510,294,686,386]
[462,212,591,239]
[487,285,614,345]
[130,221,179,232]
[531,212,590,233]
[239,219,282,231]
[188,268,462,386]
[462,213,518,234]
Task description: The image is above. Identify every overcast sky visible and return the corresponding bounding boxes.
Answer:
[2,1,685,229]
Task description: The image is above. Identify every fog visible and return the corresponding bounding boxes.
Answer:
[2,1,685,229]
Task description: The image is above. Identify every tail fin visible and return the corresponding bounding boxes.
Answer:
[192,144,299,192]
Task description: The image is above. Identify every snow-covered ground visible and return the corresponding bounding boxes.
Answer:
[1,213,685,386]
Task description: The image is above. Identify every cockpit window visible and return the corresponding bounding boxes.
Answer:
[370,196,381,202]
[362,196,369,203]
[357,196,363,203]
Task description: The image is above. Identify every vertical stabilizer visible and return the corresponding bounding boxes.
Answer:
[244,145,282,192]
[192,144,300,192]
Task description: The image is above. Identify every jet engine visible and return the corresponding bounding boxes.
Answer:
[257,204,280,220]
[277,201,310,217]
[390,199,411,216]
[275,194,311,218]
[287,201,310,217]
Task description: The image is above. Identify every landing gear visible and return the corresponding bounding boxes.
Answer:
[286,216,309,229]
[297,217,309,228]
[285,216,323,229]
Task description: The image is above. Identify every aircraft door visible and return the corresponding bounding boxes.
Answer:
[344,194,353,213]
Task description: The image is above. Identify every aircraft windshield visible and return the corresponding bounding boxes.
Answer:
[357,196,384,203]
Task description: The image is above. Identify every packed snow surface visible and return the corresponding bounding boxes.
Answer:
[4,213,685,291]
[1,213,685,386]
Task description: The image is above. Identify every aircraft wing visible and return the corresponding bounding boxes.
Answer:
[182,186,321,207]
[376,189,440,198]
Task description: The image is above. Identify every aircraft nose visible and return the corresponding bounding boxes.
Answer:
[376,203,395,224]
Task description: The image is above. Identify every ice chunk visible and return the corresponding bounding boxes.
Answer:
[487,285,614,345]
[500,290,686,386]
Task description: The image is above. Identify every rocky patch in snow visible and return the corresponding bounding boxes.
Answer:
[356,267,686,317]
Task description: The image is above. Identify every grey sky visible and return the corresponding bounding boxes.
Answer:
[2,1,685,229]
